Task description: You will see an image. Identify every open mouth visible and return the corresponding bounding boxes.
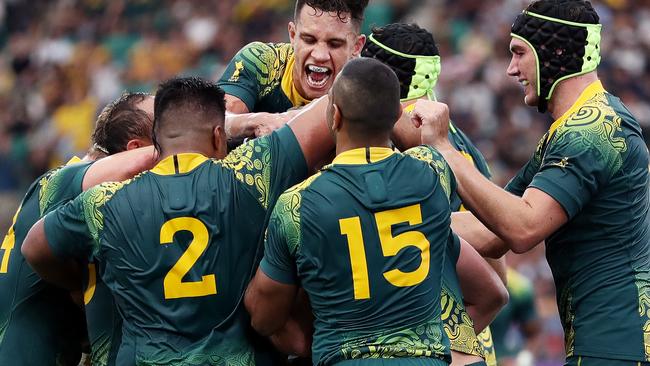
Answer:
[305,64,332,89]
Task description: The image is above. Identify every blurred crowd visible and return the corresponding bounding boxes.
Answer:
[1,0,649,364]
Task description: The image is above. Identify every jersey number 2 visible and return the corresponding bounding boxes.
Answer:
[339,204,430,300]
[160,217,216,299]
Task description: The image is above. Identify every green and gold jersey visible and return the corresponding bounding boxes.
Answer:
[43,126,307,365]
[506,80,650,361]
[444,122,496,365]
[490,268,537,359]
[0,157,90,366]
[83,260,121,366]
[218,42,311,113]
[261,146,457,366]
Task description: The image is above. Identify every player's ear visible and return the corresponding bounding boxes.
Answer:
[288,21,297,45]
[126,139,148,151]
[352,34,366,58]
[332,104,342,132]
[213,125,227,159]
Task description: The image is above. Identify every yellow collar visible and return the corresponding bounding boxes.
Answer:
[65,156,82,165]
[151,153,209,175]
[547,80,606,142]
[281,53,311,108]
[331,147,396,165]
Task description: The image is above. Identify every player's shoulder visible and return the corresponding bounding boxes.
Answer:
[236,41,293,64]
[83,173,146,209]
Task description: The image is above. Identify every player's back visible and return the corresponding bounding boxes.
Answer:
[89,154,276,364]
[0,159,89,365]
[282,147,454,365]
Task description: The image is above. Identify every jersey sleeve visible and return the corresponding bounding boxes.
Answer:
[505,133,546,196]
[43,191,97,262]
[39,162,92,216]
[527,115,623,219]
[259,190,301,285]
[44,182,121,262]
[221,125,307,210]
[404,145,457,202]
[217,42,281,112]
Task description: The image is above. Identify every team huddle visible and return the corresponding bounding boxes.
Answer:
[1,0,649,365]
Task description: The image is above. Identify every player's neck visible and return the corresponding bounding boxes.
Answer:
[547,72,599,120]
[335,134,392,156]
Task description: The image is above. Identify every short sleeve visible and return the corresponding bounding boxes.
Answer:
[404,145,457,202]
[528,124,621,219]
[259,191,301,285]
[217,42,283,112]
[44,191,96,262]
[505,134,546,196]
[220,125,307,210]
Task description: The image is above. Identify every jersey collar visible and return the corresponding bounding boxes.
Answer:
[331,147,396,165]
[66,156,83,165]
[281,52,311,108]
[151,153,209,175]
[547,80,606,142]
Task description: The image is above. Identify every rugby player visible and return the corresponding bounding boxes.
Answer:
[412,1,650,365]
[361,23,502,366]
[218,0,368,143]
[22,77,335,365]
[245,58,506,365]
[0,92,155,365]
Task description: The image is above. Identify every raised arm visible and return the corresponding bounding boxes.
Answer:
[286,96,334,170]
[82,145,156,191]
[411,100,568,253]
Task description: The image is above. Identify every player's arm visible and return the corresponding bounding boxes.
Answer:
[82,145,157,190]
[456,236,509,333]
[225,108,302,144]
[22,218,82,290]
[245,268,297,336]
[286,95,334,170]
[411,100,568,253]
[23,190,97,290]
[224,95,250,114]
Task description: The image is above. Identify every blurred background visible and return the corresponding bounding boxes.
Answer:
[1,0,648,364]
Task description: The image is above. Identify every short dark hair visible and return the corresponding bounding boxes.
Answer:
[332,57,401,136]
[362,23,439,99]
[294,0,369,30]
[526,0,599,24]
[91,92,153,155]
[153,77,226,152]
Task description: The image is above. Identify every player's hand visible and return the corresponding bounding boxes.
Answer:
[409,100,452,149]
[254,114,289,137]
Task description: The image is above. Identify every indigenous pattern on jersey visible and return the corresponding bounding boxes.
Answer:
[44,127,307,365]
[506,80,650,361]
[490,268,537,360]
[83,260,121,366]
[261,146,457,366]
[445,122,496,364]
[218,42,310,113]
[0,158,90,366]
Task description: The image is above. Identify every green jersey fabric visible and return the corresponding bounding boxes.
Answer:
[505,80,650,361]
[443,121,495,364]
[218,42,311,113]
[489,268,537,359]
[261,146,457,366]
[83,260,121,366]
[43,126,307,365]
[0,157,90,366]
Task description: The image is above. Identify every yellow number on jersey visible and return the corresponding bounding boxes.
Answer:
[339,204,431,300]
[0,206,21,274]
[160,217,216,299]
[84,263,97,305]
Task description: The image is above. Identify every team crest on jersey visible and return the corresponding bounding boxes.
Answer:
[550,157,570,169]
[229,61,245,82]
